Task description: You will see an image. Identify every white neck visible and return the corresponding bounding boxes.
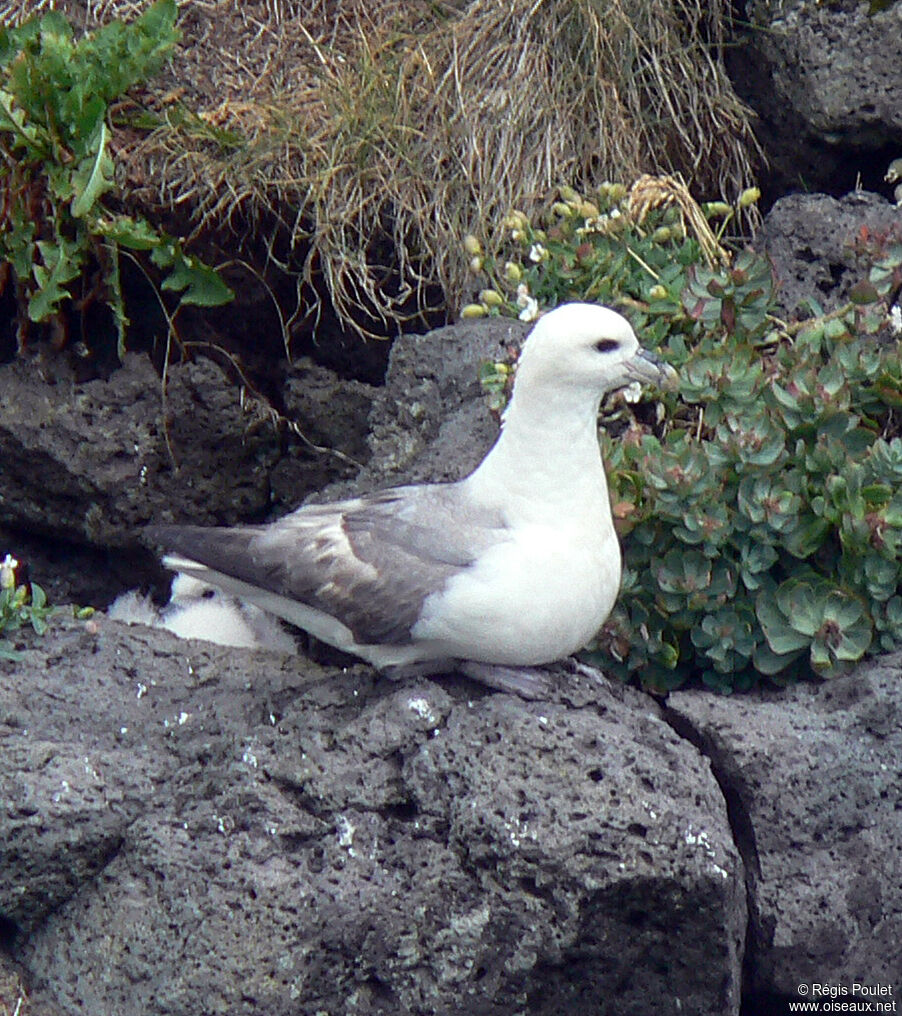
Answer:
[464,380,611,524]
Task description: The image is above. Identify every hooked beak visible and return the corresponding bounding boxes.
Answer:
[623,348,679,391]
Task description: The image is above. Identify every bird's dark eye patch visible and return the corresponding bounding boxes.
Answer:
[594,339,619,353]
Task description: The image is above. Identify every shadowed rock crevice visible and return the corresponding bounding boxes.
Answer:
[667,660,902,1008]
[661,703,766,1010]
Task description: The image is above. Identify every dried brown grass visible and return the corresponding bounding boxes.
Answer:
[3,0,761,334]
[629,173,731,267]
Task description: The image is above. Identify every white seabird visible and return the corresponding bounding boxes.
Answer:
[147,303,676,696]
[108,573,298,655]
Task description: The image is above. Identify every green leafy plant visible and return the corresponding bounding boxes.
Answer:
[468,179,902,691]
[1,554,50,660]
[0,0,232,357]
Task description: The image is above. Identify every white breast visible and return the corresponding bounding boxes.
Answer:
[411,519,621,666]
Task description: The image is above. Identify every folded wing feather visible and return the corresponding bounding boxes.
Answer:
[146,483,511,646]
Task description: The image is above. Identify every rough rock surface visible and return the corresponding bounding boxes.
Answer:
[3,617,900,1014]
[756,190,902,316]
[0,350,374,602]
[2,617,745,1016]
[729,0,902,198]
[0,352,375,542]
[0,353,279,546]
[668,657,902,1004]
[323,316,530,498]
[0,954,28,1016]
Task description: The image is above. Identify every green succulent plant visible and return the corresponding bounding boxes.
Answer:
[469,182,902,691]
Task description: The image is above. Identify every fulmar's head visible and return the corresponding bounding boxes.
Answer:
[513,303,675,401]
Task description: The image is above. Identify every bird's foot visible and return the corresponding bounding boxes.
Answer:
[381,659,456,683]
[455,661,553,699]
[382,659,593,700]
[563,657,608,687]
[382,659,552,698]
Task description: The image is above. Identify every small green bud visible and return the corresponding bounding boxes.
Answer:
[479,288,505,308]
[551,201,573,217]
[460,303,487,319]
[738,187,761,209]
[578,200,600,219]
[703,201,733,218]
[504,210,529,231]
[462,233,482,256]
[607,183,628,202]
[559,185,581,203]
[651,226,672,244]
[503,261,522,283]
[468,255,483,273]
[648,284,669,301]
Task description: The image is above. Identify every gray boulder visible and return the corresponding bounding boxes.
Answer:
[320,315,530,498]
[756,190,902,316]
[669,655,902,1002]
[2,617,745,1015]
[729,0,902,197]
[0,351,373,562]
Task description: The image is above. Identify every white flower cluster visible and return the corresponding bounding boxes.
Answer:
[515,283,538,322]
[1,553,18,590]
[576,208,622,237]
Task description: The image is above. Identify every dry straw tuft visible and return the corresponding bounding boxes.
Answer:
[629,173,731,267]
[3,0,761,335]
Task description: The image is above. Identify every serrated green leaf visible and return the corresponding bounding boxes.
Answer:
[71,121,112,217]
[28,238,84,320]
[161,255,233,307]
[70,94,107,158]
[0,87,46,153]
[100,215,162,251]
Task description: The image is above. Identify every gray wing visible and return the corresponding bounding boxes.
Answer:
[146,483,509,645]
